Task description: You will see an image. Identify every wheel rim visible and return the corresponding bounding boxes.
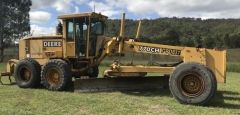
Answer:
[46,68,60,86]
[179,73,205,97]
[19,66,31,81]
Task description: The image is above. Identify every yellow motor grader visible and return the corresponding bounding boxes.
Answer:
[0,12,226,105]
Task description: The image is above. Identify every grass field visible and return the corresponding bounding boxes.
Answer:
[0,63,240,115]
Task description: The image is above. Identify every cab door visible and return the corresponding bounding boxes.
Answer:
[65,19,75,57]
[75,18,88,57]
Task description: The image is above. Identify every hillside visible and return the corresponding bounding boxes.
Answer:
[106,18,240,49]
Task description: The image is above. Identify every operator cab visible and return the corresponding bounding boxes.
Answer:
[58,12,108,58]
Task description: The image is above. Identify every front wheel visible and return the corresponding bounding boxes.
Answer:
[169,62,217,105]
[41,59,72,91]
[88,66,99,78]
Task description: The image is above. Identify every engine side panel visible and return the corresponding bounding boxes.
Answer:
[19,37,63,64]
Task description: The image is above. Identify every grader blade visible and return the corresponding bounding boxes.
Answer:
[74,76,169,92]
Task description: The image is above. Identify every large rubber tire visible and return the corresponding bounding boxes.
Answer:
[206,68,218,101]
[169,62,217,105]
[88,66,99,78]
[41,59,72,91]
[14,58,41,88]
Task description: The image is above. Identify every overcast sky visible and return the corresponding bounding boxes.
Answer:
[30,0,240,35]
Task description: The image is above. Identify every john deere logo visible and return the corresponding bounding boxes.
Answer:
[43,41,62,47]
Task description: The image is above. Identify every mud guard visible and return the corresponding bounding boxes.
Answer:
[206,49,226,83]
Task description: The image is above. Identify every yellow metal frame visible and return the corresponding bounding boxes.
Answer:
[103,37,226,83]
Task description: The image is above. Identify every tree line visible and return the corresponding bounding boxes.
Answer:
[106,18,240,49]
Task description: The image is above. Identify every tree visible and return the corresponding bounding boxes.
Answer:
[152,29,180,45]
[0,0,31,62]
[180,37,195,47]
[227,34,240,48]
[223,34,230,48]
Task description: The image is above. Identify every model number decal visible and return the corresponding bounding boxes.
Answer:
[139,46,181,56]
[43,41,62,47]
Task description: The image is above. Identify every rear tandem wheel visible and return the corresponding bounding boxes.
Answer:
[41,59,72,91]
[14,58,41,88]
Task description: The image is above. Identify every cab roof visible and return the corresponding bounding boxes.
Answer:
[58,12,108,20]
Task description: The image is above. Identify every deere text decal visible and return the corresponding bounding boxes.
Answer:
[43,41,62,47]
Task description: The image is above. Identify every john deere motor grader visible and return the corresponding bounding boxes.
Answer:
[0,12,226,105]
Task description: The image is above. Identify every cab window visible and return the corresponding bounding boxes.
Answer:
[91,22,103,35]
[67,20,74,41]
[91,19,104,35]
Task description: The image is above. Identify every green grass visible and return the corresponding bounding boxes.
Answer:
[227,49,240,62]
[0,63,5,70]
[0,63,240,115]
[227,62,240,73]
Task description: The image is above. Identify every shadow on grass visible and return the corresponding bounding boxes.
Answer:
[208,90,240,109]
[219,90,240,95]
[121,89,240,109]
[120,88,171,97]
